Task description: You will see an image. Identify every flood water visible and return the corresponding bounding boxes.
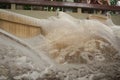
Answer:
[0,11,120,80]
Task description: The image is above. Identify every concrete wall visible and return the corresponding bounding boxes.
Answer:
[0,9,42,38]
[8,10,120,25]
[0,20,41,38]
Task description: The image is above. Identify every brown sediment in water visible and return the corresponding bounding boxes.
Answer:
[0,9,120,80]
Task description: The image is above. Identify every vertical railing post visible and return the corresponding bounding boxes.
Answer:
[31,5,33,10]
[11,3,16,10]
[77,8,82,13]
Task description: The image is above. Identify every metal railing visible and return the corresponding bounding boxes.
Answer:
[0,0,120,12]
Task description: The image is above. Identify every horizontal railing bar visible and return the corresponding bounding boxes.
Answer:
[0,0,120,11]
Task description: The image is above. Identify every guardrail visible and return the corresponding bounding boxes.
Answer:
[0,0,120,12]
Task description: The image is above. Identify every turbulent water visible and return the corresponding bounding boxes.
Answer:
[0,11,120,80]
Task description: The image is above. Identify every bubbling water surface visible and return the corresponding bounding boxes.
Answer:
[37,12,120,64]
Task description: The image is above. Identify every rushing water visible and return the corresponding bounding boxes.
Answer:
[0,11,120,80]
[37,12,120,64]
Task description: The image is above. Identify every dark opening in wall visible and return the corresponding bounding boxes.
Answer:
[0,3,11,9]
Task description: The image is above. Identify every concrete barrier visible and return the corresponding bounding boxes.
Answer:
[0,9,42,38]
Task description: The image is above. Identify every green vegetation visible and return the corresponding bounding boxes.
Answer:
[24,5,31,10]
[110,0,117,5]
